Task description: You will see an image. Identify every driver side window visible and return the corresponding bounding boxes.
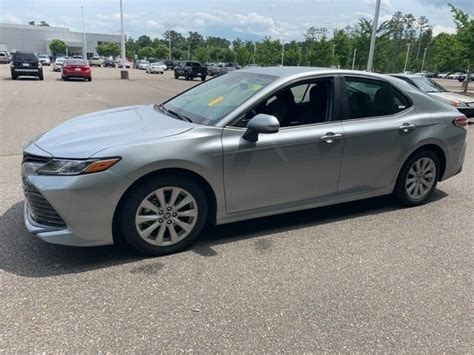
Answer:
[234,78,333,128]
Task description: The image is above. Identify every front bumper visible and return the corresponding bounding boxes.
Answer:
[22,164,133,247]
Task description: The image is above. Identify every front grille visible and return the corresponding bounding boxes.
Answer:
[458,107,474,118]
[23,178,65,228]
[22,153,51,164]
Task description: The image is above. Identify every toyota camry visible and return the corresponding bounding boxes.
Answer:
[22,67,468,255]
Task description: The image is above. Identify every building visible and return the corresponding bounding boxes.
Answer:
[0,23,121,58]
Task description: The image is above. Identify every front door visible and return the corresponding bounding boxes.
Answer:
[222,77,345,213]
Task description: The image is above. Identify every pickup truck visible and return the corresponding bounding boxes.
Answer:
[174,61,207,81]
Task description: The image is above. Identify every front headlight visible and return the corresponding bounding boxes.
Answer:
[36,158,120,176]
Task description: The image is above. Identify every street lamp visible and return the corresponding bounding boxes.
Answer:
[367,0,381,71]
[281,42,285,66]
[420,47,428,72]
[403,43,411,72]
[119,0,128,79]
[81,6,87,59]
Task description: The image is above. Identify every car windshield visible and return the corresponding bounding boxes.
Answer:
[65,59,87,65]
[163,71,277,125]
[412,76,447,92]
[13,53,37,61]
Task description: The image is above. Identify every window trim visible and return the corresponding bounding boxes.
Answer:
[339,75,413,122]
[227,75,340,129]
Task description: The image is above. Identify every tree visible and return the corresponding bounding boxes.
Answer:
[138,46,155,59]
[154,44,169,59]
[136,35,152,48]
[449,4,474,69]
[96,42,120,58]
[49,39,67,55]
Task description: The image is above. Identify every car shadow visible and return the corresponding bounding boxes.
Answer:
[2,76,41,81]
[0,190,448,278]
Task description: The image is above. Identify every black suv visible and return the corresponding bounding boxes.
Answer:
[174,61,207,81]
[10,52,44,80]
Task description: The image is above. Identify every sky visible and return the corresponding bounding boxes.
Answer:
[0,0,473,41]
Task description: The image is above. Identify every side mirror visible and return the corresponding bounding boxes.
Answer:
[243,114,280,142]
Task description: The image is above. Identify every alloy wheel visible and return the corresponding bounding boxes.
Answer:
[405,157,436,200]
[135,187,198,246]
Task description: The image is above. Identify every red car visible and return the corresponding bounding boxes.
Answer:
[61,59,92,81]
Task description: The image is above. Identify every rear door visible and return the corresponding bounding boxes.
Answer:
[338,76,420,194]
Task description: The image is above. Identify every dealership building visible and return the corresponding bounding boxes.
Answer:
[0,23,121,58]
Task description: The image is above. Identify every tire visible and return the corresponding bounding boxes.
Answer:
[201,75,207,81]
[174,71,179,79]
[116,175,208,256]
[393,150,440,206]
[11,72,17,80]
[87,77,92,81]
[63,76,69,81]
[38,71,44,80]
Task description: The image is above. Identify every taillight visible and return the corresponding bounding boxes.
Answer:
[453,116,468,129]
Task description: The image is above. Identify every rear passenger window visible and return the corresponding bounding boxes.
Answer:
[344,77,411,119]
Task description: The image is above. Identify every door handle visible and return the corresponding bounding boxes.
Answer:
[320,132,343,143]
[399,123,416,133]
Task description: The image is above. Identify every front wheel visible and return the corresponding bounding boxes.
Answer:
[393,150,440,206]
[116,176,208,256]
[174,72,179,79]
[201,75,207,81]
[38,72,44,80]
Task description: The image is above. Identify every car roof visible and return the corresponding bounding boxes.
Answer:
[388,73,426,79]
[238,67,418,85]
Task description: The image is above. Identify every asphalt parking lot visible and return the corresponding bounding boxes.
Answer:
[0,65,472,352]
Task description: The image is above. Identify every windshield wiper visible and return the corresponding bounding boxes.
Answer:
[157,104,193,123]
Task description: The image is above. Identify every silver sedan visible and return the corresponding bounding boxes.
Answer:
[22,67,468,255]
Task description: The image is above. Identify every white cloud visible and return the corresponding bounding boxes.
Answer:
[432,25,457,35]
[0,13,23,24]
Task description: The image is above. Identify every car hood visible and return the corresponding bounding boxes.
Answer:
[428,92,474,104]
[33,105,193,158]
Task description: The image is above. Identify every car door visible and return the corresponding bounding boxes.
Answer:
[337,75,420,194]
[222,76,345,213]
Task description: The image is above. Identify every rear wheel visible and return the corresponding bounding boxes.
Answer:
[116,176,208,256]
[174,71,179,79]
[201,75,207,81]
[394,150,440,206]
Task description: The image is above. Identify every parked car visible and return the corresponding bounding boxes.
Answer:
[437,72,449,79]
[53,56,69,72]
[21,67,467,255]
[0,51,9,64]
[146,62,165,74]
[61,59,91,81]
[174,61,207,81]
[164,60,174,70]
[103,58,115,68]
[89,56,104,67]
[37,54,51,66]
[137,60,150,70]
[117,60,131,69]
[390,73,474,119]
[207,63,220,76]
[447,72,464,79]
[10,51,43,80]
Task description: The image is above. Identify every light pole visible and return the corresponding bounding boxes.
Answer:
[81,6,87,59]
[420,47,428,71]
[281,42,285,66]
[367,0,381,71]
[253,42,256,64]
[403,43,411,72]
[188,43,190,60]
[352,47,357,70]
[168,32,171,60]
[64,27,68,56]
[119,0,128,78]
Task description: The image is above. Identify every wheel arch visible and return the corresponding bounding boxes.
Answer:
[112,167,218,246]
[398,142,447,183]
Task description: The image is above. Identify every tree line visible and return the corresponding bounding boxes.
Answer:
[51,4,472,73]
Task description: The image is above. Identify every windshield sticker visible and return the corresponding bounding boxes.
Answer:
[208,96,224,106]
